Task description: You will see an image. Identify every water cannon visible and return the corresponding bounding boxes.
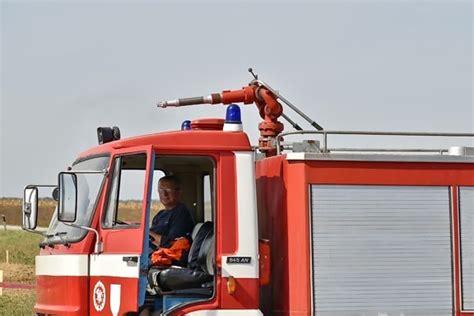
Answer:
[158,82,284,156]
[157,70,323,156]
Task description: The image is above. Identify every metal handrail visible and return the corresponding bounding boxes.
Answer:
[322,148,448,154]
[276,130,474,155]
[279,146,449,154]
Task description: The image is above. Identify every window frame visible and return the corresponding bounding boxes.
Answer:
[102,152,148,230]
[150,153,218,314]
[43,154,110,245]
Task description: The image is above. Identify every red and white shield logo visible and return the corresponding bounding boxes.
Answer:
[93,281,106,312]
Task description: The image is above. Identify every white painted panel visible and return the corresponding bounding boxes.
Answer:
[311,185,453,316]
[221,152,258,278]
[186,310,263,316]
[90,254,140,278]
[36,254,88,276]
[460,187,474,310]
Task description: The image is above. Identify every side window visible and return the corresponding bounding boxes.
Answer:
[103,153,147,228]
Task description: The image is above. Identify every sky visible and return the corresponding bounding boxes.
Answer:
[1,0,473,197]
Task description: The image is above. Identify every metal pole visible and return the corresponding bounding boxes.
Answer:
[281,113,303,131]
[251,79,324,130]
[323,132,328,153]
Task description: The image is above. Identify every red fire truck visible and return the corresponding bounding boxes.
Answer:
[22,75,474,316]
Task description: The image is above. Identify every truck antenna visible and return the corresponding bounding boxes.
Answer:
[248,68,258,80]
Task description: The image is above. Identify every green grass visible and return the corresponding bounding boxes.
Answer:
[0,230,38,315]
[0,230,43,265]
[0,289,35,316]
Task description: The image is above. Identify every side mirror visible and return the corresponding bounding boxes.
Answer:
[23,186,38,230]
[58,172,78,222]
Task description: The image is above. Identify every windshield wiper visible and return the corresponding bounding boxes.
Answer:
[55,231,70,247]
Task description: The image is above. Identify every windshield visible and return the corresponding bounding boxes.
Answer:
[44,156,109,245]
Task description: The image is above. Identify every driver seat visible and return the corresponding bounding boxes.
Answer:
[148,221,214,308]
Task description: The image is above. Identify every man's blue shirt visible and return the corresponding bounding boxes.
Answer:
[150,202,194,248]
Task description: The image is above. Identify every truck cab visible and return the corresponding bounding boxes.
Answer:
[23,118,263,315]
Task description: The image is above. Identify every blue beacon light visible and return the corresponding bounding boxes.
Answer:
[223,104,243,132]
[181,120,191,130]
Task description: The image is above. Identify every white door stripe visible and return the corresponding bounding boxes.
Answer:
[36,254,88,276]
[90,254,140,278]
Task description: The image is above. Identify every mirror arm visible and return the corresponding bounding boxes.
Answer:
[22,227,47,236]
[64,223,103,254]
[68,169,108,175]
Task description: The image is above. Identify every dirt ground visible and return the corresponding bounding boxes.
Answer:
[0,262,35,284]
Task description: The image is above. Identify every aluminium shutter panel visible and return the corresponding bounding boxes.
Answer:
[460,187,474,310]
[311,185,453,316]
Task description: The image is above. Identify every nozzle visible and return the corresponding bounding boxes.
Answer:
[157,95,221,108]
[157,100,177,108]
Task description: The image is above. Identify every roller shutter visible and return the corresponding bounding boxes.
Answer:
[460,187,474,310]
[311,185,453,316]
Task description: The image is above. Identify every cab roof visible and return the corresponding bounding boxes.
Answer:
[78,129,252,159]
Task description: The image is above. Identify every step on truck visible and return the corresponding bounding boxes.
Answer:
[22,73,474,316]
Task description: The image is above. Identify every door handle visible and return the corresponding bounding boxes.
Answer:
[122,256,138,263]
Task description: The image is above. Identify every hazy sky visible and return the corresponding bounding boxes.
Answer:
[1,1,473,197]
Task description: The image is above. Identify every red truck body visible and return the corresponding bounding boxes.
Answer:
[22,80,474,316]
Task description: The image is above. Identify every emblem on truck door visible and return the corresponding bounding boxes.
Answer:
[93,281,106,312]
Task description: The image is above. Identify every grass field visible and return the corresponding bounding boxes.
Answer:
[0,230,43,266]
[0,230,40,315]
[0,289,35,316]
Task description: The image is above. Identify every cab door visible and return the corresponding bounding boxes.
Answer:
[89,146,154,315]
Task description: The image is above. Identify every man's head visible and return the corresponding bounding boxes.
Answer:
[158,175,182,210]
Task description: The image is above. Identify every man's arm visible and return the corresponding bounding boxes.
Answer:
[149,231,162,247]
